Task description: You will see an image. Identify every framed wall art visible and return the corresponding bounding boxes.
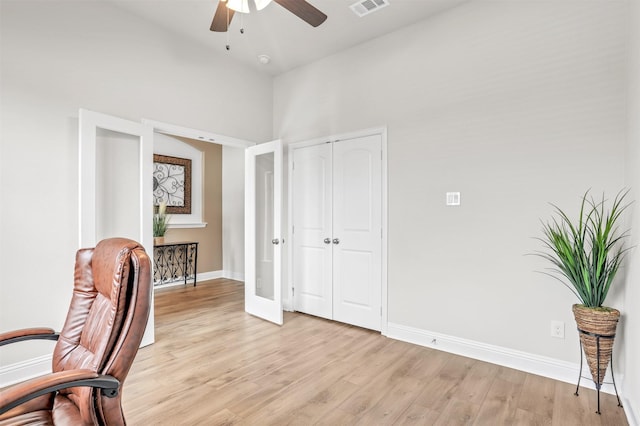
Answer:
[153,154,192,214]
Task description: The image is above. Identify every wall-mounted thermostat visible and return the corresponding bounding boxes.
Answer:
[446,192,461,206]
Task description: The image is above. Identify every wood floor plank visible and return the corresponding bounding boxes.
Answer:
[513,408,552,426]
[433,397,481,426]
[285,379,360,425]
[455,360,500,405]
[516,374,556,422]
[122,279,629,425]
[394,402,441,425]
[472,377,523,425]
[412,354,476,411]
[353,376,424,425]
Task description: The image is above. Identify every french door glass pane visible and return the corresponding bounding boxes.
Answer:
[255,151,274,301]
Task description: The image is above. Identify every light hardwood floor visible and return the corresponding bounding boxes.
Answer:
[123,279,628,425]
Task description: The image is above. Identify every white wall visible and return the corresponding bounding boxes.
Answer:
[95,129,141,242]
[275,0,627,371]
[222,146,246,280]
[0,0,272,366]
[623,0,640,423]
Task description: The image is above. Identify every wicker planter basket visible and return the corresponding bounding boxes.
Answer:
[572,304,620,386]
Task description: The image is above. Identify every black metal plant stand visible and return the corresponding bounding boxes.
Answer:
[574,328,622,415]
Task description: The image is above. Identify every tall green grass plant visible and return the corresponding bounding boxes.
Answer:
[535,190,631,308]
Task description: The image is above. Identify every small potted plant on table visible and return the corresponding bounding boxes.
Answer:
[153,201,170,245]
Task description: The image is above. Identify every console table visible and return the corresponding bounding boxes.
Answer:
[153,241,198,287]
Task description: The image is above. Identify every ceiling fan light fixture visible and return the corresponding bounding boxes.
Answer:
[254,0,273,10]
[227,0,272,13]
[227,0,248,13]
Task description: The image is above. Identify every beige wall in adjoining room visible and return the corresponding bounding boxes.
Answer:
[166,138,223,274]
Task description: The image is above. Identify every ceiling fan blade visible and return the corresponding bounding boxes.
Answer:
[273,0,327,27]
[210,1,235,32]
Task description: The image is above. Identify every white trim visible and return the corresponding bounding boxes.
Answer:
[197,270,224,282]
[79,109,154,251]
[287,127,388,332]
[142,119,256,149]
[386,322,622,395]
[380,128,388,335]
[0,355,52,387]
[286,143,294,313]
[153,270,224,289]
[167,222,207,229]
[223,270,245,281]
[79,109,155,347]
[287,126,387,150]
[623,396,639,426]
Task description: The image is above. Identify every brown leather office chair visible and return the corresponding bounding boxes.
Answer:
[0,238,151,425]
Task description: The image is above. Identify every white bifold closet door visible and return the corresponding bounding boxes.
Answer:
[292,134,382,331]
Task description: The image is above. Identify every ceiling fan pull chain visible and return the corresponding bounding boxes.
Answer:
[240,9,244,34]
[226,5,231,50]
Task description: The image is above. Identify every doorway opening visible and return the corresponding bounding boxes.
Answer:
[143,119,253,294]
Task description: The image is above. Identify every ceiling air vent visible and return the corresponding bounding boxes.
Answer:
[350,0,390,17]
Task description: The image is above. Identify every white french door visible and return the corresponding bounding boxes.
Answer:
[78,109,155,346]
[292,133,383,331]
[245,140,283,325]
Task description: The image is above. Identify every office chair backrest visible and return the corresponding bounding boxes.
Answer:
[52,238,151,425]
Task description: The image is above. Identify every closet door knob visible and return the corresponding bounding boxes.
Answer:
[324,238,331,244]
[333,238,340,245]
[271,238,280,245]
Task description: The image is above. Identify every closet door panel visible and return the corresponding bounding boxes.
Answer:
[332,135,382,331]
[292,143,333,319]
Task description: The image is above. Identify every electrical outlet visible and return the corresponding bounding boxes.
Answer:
[551,321,565,339]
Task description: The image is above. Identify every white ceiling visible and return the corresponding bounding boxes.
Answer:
[108,0,467,75]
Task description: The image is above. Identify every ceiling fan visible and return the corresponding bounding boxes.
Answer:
[210,0,327,32]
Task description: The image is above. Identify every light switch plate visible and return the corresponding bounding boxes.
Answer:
[446,192,461,206]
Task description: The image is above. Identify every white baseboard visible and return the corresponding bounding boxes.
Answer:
[386,322,622,396]
[197,270,223,282]
[0,354,51,387]
[197,270,245,283]
[623,395,639,426]
[153,270,224,289]
[222,270,244,281]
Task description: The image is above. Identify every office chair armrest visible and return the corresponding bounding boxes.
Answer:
[0,328,59,346]
[0,369,121,415]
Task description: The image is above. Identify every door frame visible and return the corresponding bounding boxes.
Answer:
[142,119,255,282]
[142,119,256,150]
[105,118,256,338]
[287,127,388,334]
[78,109,155,345]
